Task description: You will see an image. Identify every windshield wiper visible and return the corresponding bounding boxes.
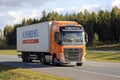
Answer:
[63,39,72,42]
[76,39,83,42]
[63,39,83,42]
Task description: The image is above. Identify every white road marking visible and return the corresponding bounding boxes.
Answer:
[60,67,120,78]
[87,64,105,68]
[0,58,6,61]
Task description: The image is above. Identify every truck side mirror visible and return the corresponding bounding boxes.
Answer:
[54,32,60,43]
[85,33,88,44]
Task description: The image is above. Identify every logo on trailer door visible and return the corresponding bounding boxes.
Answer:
[22,29,39,44]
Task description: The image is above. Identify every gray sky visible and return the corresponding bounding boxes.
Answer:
[0,0,120,30]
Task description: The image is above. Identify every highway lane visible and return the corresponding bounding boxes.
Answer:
[0,54,120,80]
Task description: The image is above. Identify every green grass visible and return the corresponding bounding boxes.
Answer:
[0,45,16,50]
[86,52,120,62]
[0,64,69,80]
[0,50,20,55]
[87,44,120,51]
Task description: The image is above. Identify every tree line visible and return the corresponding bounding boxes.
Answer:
[0,6,120,46]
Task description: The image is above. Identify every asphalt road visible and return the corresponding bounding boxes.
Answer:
[0,54,120,80]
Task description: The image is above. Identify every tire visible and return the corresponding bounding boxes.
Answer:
[41,54,45,64]
[29,59,32,62]
[76,63,83,66]
[22,52,31,62]
[27,53,32,62]
[41,53,50,65]
[22,52,26,62]
[52,54,58,66]
[24,53,28,62]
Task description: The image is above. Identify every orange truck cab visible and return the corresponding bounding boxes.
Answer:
[50,21,87,66]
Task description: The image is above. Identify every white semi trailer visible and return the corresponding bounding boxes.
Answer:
[17,21,87,66]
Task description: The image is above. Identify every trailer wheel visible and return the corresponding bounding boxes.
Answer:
[27,53,32,62]
[29,58,32,62]
[41,54,45,64]
[22,52,31,62]
[24,53,28,62]
[22,52,26,62]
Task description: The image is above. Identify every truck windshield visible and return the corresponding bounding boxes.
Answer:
[60,31,84,45]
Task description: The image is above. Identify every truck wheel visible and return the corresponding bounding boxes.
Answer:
[29,59,32,62]
[52,55,58,66]
[25,53,28,62]
[22,52,30,62]
[27,53,32,62]
[22,53,26,62]
[77,63,83,66]
[41,54,45,64]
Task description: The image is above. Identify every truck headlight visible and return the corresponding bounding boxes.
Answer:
[60,53,65,62]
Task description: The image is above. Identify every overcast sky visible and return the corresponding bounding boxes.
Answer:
[0,0,120,30]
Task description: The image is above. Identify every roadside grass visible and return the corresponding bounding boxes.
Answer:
[87,44,120,51]
[0,45,16,50]
[0,50,20,55]
[0,64,69,80]
[86,52,120,62]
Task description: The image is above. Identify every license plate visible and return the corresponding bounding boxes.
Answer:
[70,62,76,64]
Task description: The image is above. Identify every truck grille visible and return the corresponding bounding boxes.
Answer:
[64,48,82,61]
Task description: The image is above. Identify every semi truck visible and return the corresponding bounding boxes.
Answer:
[17,21,88,66]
